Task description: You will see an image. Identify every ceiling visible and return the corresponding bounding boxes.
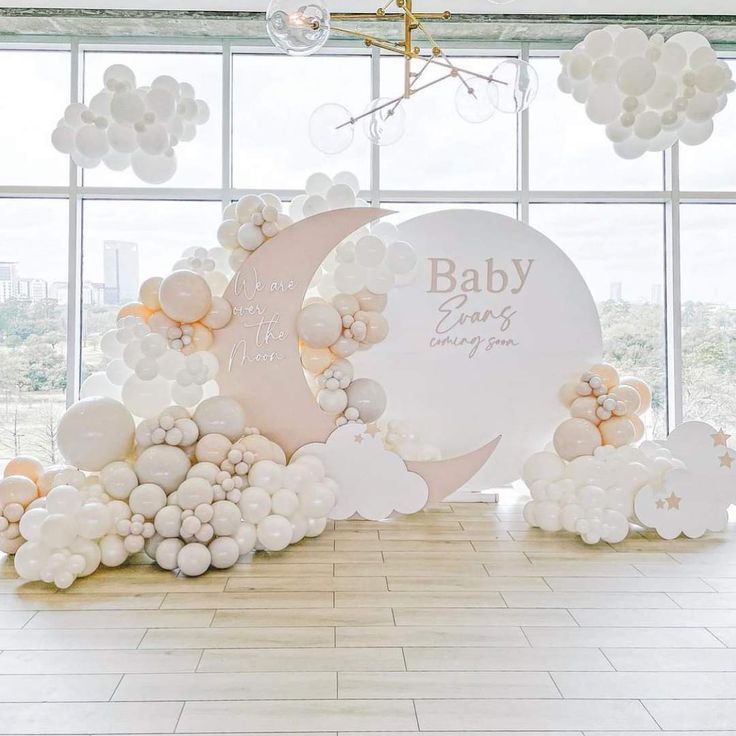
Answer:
[0,3,734,44]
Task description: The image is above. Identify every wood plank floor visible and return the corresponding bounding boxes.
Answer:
[2,495,736,734]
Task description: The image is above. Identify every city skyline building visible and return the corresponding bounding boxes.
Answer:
[103,240,139,306]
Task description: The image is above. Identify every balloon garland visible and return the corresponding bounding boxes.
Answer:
[520,362,733,545]
[558,27,735,159]
[51,64,210,183]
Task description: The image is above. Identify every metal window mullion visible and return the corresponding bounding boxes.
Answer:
[370,45,380,207]
[518,43,530,224]
[65,39,83,407]
[221,39,233,206]
[664,143,683,432]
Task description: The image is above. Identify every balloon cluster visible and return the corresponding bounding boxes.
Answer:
[0,457,47,554]
[559,27,735,158]
[297,291,389,425]
[217,194,293,272]
[172,246,232,297]
[83,271,232,414]
[522,442,684,545]
[555,363,651,461]
[51,65,210,183]
[11,395,338,588]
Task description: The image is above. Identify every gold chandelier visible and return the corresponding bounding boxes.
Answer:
[265,0,538,152]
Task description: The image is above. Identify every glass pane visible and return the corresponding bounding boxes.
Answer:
[0,199,68,465]
[679,59,736,191]
[530,204,666,438]
[681,205,736,434]
[81,200,222,379]
[381,201,517,228]
[530,56,663,191]
[233,53,371,190]
[83,51,222,187]
[380,56,517,191]
[0,50,70,185]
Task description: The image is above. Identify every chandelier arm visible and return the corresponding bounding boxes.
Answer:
[334,71,454,130]
[404,8,474,94]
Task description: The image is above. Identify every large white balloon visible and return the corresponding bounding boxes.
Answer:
[57,397,134,472]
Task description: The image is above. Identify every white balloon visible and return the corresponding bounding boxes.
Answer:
[209,536,240,569]
[99,533,128,567]
[248,461,284,493]
[57,397,134,472]
[122,375,172,419]
[129,483,167,518]
[131,150,177,185]
[234,522,258,554]
[100,461,138,500]
[177,542,211,576]
[155,537,184,570]
[239,487,272,524]
[256,514,293,552]
[76,503,113,540]
[211,500,242,536]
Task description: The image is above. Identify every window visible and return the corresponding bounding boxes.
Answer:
[0,38,732,462]
[681,205,736,435]
[0,199,68,463]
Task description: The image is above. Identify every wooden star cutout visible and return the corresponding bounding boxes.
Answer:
[712,429,731,447]
[364,424,381,438]
[665,492,682,510]
[655,498,666,509]
[353,434,364,444]
[720,452,734,469]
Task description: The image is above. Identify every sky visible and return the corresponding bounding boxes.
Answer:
[0,48,734,307]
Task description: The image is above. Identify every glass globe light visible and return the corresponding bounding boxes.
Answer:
[362,97,406,147]
[489,58,539,113]
[266,0,330,57]
[309,102,354,154]
[455,80,498,123]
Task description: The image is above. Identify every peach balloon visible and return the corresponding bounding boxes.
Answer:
[201,296,233,330]
[559,381,579,407]
[117,302,151,321]
[356,288,387,312]
[629,413,646,442]
[159,270,212,323]
[570,396,601,426]
[590,362,620,390]
[147,310,178,336]
[365,312,389,344]
[36,464,69,496]
[621,376,652,414]
[190,323,213,352]
[301,347,333,374]
[139,277,163,310]
[553,418,602,461]
[0,476,38,507]
[4,456,43,482]
[599,416,636,447]
[610,384,641,415]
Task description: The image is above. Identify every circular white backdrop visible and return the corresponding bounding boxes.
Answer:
[353,209,602,489]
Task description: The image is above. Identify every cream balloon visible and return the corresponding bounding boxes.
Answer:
[57,397,134,472]
[201,296,233,330]
[296,302,342,349]
[570,396,602,426]
[599,415,636,447]
[158,270,212,323]
[134,445,190,493]
[589,362,620,391]
[610,384,641,415]
[4,456,43,482]
[193,396,246,441]
[553,418,602,461]
[139,276,162,310]
[620,376,652,414]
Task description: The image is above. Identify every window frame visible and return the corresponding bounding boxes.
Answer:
[1,36,735,435]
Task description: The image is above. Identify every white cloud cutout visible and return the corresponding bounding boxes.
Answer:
[294,424,428,520]
[634,421,736,539]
